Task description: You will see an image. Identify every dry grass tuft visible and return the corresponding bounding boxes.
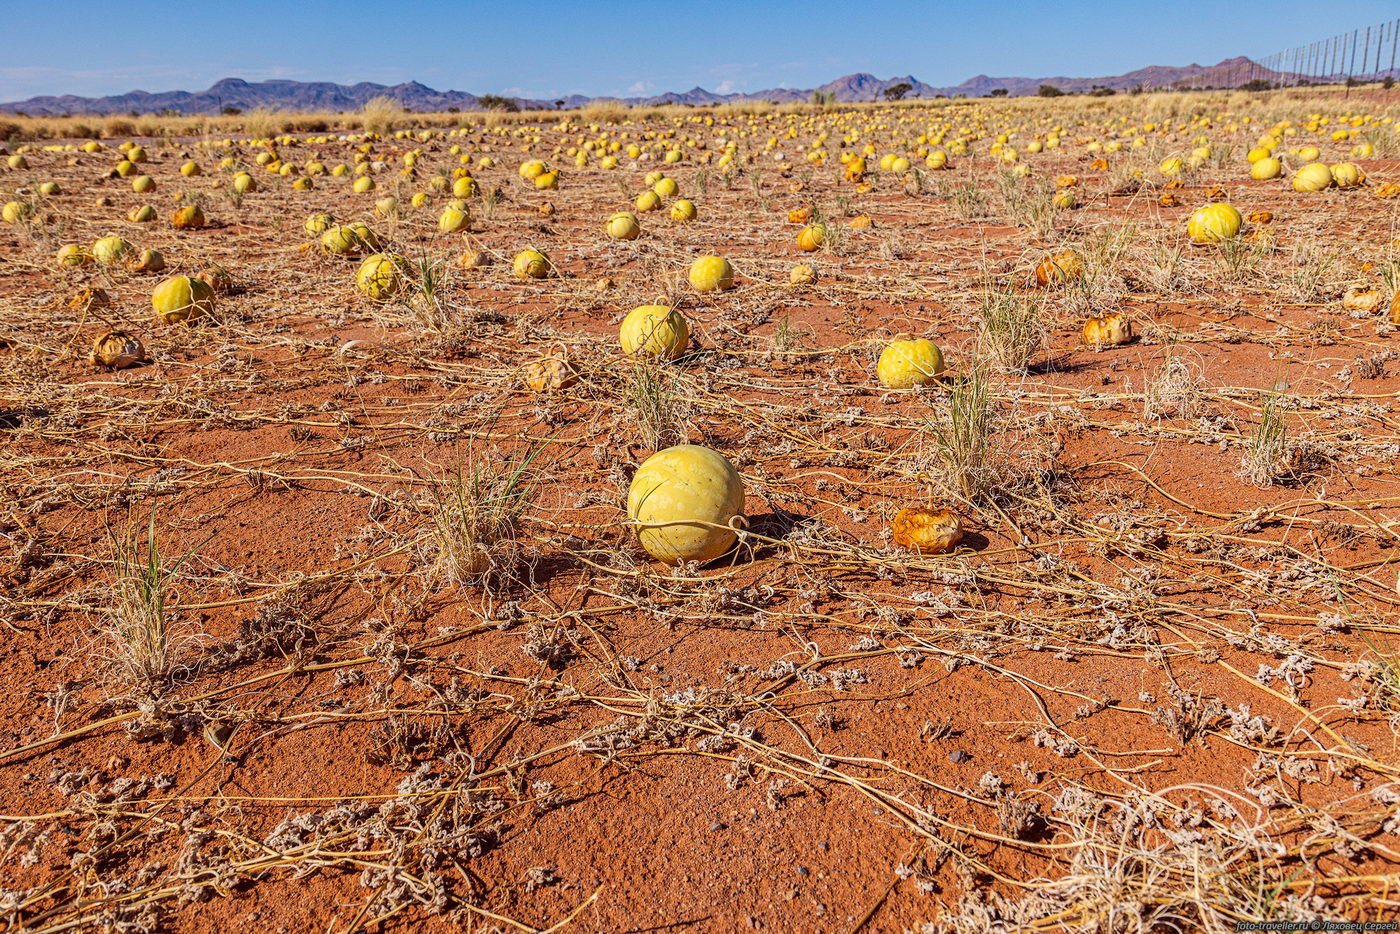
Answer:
[424,449,541,591]
[361,95,407,135]
[102,513,206,689]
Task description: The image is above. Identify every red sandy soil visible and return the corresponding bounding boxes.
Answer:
[2,94,1400,933]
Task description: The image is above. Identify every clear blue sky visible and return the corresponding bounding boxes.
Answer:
[3,0,1398,102]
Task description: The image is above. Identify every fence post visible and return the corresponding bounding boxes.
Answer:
[1345,29,1356,96]
[1391,18,1399,97]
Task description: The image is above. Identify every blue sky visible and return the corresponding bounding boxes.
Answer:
[3,0,1398,102]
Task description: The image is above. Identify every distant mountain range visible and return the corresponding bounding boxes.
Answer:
[3,58,1396,116]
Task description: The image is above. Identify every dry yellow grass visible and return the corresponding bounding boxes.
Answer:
[1,83,1389,143]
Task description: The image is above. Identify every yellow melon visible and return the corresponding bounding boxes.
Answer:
[1186,203,1242,244]
[627,445,745,565]
[1292,162,1334,192]
[513,249,550,279]
[688,255,734,293]
[620,305,689,358]
[607,211,641,240]
[355,253,409,301]
[1082,314,1134,346]
[797,224,826,252]
[151,275,215,323]
[877,337,944,389]
[91,235,133,265]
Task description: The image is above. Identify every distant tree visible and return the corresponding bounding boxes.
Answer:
[1346,76,1359,88]
[479,94,520,112]
[447,106,460,113]
[554,99,566,110]
[1037,84,1064,98]
[1088,86,1115,97]
[221,106,242,115]
[1240,79,1272,92]
[988,88,1008,97]
[1385,76,1396,90]
[883,82,913,102]
[810,89,835,106]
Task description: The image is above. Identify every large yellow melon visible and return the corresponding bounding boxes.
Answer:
[628,445,745,565]
[1330,162,1365,190]
[513,249,550,279]
[438,205,470,233]
[1,200,33,225]
[1186,203,1242,244]
[1249,157,1282,180]
[891,506,963,554]
[1034,249,1084,286]
[56,243,91,267]
[1082,313,1135,346]
[305,212,335,236]
[321,223,378,255]
[877,338,944,389]
[92,235,133,265]
[607,211,641,240]
[355,253,409,301]
[620,305,689,358]
[172,204,205,229]
[1292,162,1334,192]
[688,255,733,292]
[797,224,827,252]
[151,275,215,323]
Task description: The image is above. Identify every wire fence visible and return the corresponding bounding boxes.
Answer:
[1178,18,1400,91]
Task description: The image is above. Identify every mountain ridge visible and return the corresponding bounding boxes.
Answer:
[3,57,1394,116]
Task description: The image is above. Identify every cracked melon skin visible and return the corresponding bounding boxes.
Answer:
[627,445,745,565]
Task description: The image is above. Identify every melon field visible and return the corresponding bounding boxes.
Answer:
[2,90,1400,932]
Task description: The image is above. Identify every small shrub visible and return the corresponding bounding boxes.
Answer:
[361,96,405,135]
[425,449,541,591]
[102,117,136,138]
[1241,391,1288,486]
[1143,348,1204,420]
[625,360,688,449]
[925,361,998,502]
[977,281,1046,372]
[104,513,209,689]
